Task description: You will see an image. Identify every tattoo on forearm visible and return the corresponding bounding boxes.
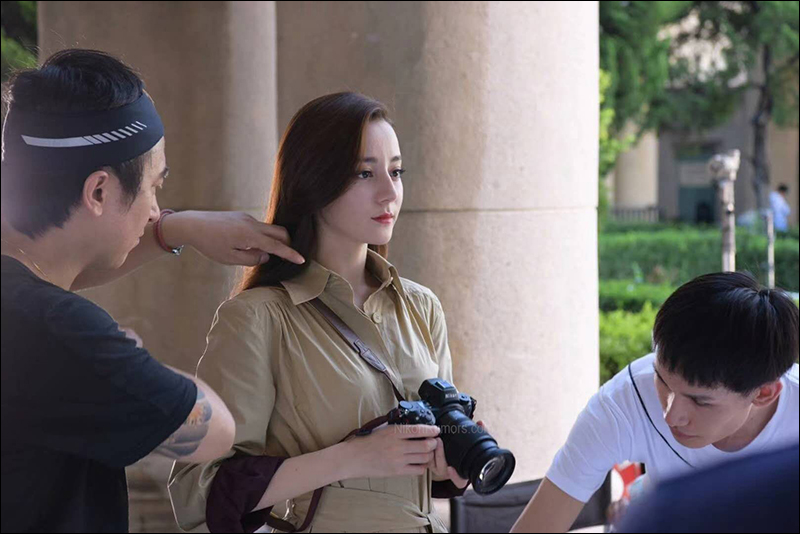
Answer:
[156,389,213,459]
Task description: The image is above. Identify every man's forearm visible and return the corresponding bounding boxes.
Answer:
[71,211,195,291]
[511,477,585,533]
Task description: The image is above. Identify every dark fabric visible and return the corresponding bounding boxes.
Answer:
[207,455,288,533]
[2,94,165,178]
[432,479,469,499]
[1,255,197,533]
[619,445,800,533]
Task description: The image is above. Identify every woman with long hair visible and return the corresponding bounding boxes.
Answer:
[170,92,476,533]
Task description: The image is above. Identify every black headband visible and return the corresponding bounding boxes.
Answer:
[2,94,164,177]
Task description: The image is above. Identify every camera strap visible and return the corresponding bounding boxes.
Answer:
[310,297,407,403]
[263,300,407,532]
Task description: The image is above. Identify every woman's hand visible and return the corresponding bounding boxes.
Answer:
[428,420,487,487]
[343,424,441,479]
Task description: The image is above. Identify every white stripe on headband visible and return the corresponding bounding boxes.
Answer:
[20,121,149,149]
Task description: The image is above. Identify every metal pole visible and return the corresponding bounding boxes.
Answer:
[708,150,741,272]
[764,209,776,288]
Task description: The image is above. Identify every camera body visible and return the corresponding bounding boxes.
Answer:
[387,378,515,495]
[388,378,476,426]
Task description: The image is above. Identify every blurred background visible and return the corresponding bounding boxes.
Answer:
[2,1,798,532]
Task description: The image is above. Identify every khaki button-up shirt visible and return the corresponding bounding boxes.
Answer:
[170,250,454,533]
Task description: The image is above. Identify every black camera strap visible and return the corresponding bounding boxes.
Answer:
[310,297,407,403]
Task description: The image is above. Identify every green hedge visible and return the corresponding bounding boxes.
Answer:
[599,280,675,312]
[604,222,799,238]
[602,221,711,234]
[599,229,799,292]
[600,303,658,384]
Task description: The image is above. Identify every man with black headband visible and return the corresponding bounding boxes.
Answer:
[0,49,305,533]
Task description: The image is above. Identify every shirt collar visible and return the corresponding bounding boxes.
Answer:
[281,248,405,305]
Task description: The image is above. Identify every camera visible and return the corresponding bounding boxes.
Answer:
[387,378,515,495]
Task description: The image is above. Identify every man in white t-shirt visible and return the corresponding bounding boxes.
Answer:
[511,272,799,533]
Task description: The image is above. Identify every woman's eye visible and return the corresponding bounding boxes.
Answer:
[358,170,373,179]
[391,168,406,179]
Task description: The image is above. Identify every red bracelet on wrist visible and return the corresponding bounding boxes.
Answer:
[154,209,184,256]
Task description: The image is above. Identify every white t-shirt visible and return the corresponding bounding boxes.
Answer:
[546,353,800,503]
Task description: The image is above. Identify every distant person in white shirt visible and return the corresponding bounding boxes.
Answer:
[770,183,792,233]
[511,272,799,533]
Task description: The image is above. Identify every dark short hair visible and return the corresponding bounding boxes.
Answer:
[777,184,789,194]
[654,272,799,394]
[1,49,149,238]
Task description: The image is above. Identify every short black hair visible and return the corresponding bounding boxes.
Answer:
[1,49,149,238]
[777,184,789,194]
[654,272,798,394]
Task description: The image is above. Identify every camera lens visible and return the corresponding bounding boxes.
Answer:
[480,456,505,485]
[471,449,515,495]
[437,409,515,495]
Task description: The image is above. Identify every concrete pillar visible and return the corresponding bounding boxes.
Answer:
[39,3,277,532]
[768,122,799,227]
[39,1,278,374]
[614,122,659,210]
[278,1,600,483]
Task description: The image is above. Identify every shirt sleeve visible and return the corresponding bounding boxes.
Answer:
[545,384,634,503]
[169,296,284,533]
[15,293,198,469]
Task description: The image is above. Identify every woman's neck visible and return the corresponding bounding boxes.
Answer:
[314,234,378,309]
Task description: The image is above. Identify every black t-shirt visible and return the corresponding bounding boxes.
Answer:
[1,255,197,533]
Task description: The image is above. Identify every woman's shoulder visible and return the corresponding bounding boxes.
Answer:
[399,277,444,314]
[217,285,296,317]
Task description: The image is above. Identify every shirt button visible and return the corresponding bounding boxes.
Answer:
[372,312,383,324]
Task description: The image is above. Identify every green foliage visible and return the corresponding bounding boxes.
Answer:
[599,68,634,226]
[600,69,635,178]
[602,220,712,234]
[599,279,675,312]
[656,1,799,131]
[600,1,688,136]
[1,1,37,81]
[599,228,800,291]
[600,303,659,384]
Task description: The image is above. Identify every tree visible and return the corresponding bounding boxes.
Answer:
[598,2,693,225]
[1,1,37,81]
[655,1,800,209]
[600,2,692,140]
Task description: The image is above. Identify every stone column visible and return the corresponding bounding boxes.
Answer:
[39,3,277,531]
[614,123,659,211]
[278,1,600,483]
[767,122,799,227]
[39,0,278,374]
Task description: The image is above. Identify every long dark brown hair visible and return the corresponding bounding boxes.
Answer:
[239,92,391,293]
